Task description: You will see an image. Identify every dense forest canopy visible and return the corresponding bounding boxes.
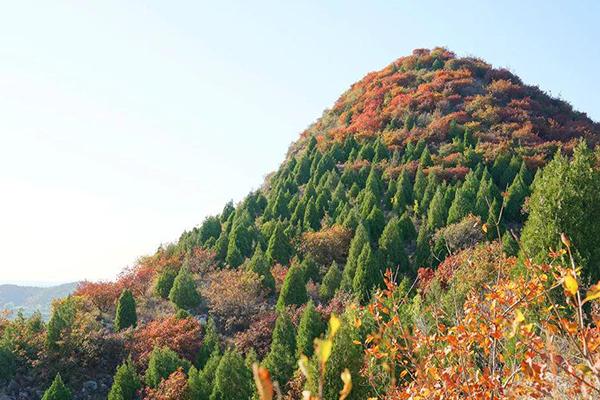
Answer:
[2,48,600,400]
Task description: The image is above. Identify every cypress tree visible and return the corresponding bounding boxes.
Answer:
[247,246,275,293]
[372,139,390,162]
[262,312,296,385]
[379,217,409,272]
[491,153,511,187]
[414,224,431,268]
[303,199,320,231]
[503,174,529,222]
[200,350,222,390]
[266,223,292,266]
[419,145,432,167]
[187,366,210,400]
[154,267,177,299]
[114,289,137,332]
[365,205,385,242]
[426,186,447,231]
[352,244,378,303]
[197,317,220,368]
[500,155,521,190]
[413,166,427,205]
[209,349,253,400]
[42,374,71,400]
[300,256,320,284]
[169,267,201,310]
[365,166,382,197]
[295,154,311,185]
[341,224,370,291]
[522,142,600,280]
[213,232,229,263]
[319,262,342,302]
[502,231,519,257]
[145,346,191,388]
[447,185,473,225]
[276,264,307,310]
[398,212,416,242]
[296,301,325,358]
[393,168,412,212]
[108,358,141,400]
[485,198,503,240]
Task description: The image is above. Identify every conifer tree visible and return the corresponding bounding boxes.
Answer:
[197,317,220,368]
[300,256,320,284]
[169,267,201,310]
[266,223,292,265]
[303,199,320,231]
[296,300,325,358]
[187,366,210,400]
[500,155,521,190]
[209,349,253,400]
[426,186,447,231]
[372,138,390,162]
[413,166,427,204]
[393,168,412,212]
[341,224,370,291]
[474,177,497,221]
[213,232,229,263]
[114,289,137,332]
[419,145,432,167]
[145,346,191,388]
[108,358,141,400]
[319,262,342,302]
[485,198,503,240]
[247,246,275,293]
[414,224,431,268]
[365,166,382,197]
[379,217,409,272]
[352,244,378,303]
[365,205,385,242]
[42,374,71,400]
[200,350,222,391]
[502,231,519,257]
[522,142,600,280]
[262,312,296,385]
[503,174,529,222]
[398,212,416,242]
[294,154,311,185]
[154,267,177,299]
[276,264,307,310]
[447,184,475,225]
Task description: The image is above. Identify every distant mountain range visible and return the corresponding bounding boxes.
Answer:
[0,282,78,319]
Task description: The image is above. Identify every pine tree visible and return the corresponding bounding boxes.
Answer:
[413,166,427,204]
[266,223,292,265]
[197,317,220,368]
[108,358,141,400]
[296,301,325,358]
[419,145,432,167]
[145,346,191,388]
[303,199,320,231]
[42,374,71,400]
[295,153,311,185]
[341,224,370,291]
[262,312,296,385]
[352,244,378,303]
[522,142,600,280]
[426,186,447,230]
[447,185,473,225]
[276,264,307,310]
[169,267,201,310]
[500,155,521,189]
[114,289,137,332]
[379,217,409,272]
[154,267,177,299]
[247,246,275,293]
[365,166,382,197]
[393,168,413,213]
[319,262,342,302]
[209,349,253,400]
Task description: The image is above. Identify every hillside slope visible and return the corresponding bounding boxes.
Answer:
[0,282,77,319]
[2,48,600,400]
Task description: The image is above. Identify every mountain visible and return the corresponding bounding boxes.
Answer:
[2,48,600,399]
[0,282,78,320]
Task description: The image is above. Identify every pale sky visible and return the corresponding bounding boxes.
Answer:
[1,1,598,284]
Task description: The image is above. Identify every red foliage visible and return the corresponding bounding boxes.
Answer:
[74,281,122,313]
[233,311,277,358]
[143,369,188,400]
[129,316,201,366]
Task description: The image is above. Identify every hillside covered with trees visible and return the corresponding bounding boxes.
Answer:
[2,48,600,400]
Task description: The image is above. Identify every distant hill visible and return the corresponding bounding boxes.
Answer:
[0,282,78,319]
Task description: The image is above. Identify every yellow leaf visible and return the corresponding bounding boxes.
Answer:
[564,273,578,296]
[584,282,600,304]
[316,338,333,368]
[339,369,352,400]
[482,223,488,233]
[510,309,525,338]
[329,314,341,337]
[298,355,309,378]
[353,317,362,328]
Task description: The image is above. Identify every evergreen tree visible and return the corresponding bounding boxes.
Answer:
[393,168,412,212]
[352,244,378,303]
[398,212,416,242]
[199,216,221,245]
[522,142,600,280]
[372,139,390,162]
[262,312,296,385]
[296,301,325,358]
[485,198,503,240]
[187,366,210,400]
[213,232,229,263]
[319,262,342,302]
[341,224,370,291]
[220,201,235,223]
[114,289,137,332]
[154,267,177,299]
[463,127,475,147]
[502,231,519,257]
[200,350,222,390]
[303,199,320,231]
[419,145,432,167]
[42,374,71,400]
[365,166,382,197]
[108,358,141,400]
[247,246,275,293]
[0,340,15,381]
[491,153,511,187]
[266,223,292,266]
[414,224,431,268]
[276,264,307,310]
[169,267,201,310]
[145,346,191,388]
[294,153,311,184]
[474,177,497,221]
[426,186,447,230]
[447,185,474,225]
[210,349,253,400]
[300,256,320,284]
[197,317,220,368]
[365,205,385,242]
[503,174,529,222]
[500,155,521,189]
[379,217,409,272]
[413,167,427,205]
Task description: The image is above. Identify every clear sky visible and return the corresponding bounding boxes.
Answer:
[0,1,598,285]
